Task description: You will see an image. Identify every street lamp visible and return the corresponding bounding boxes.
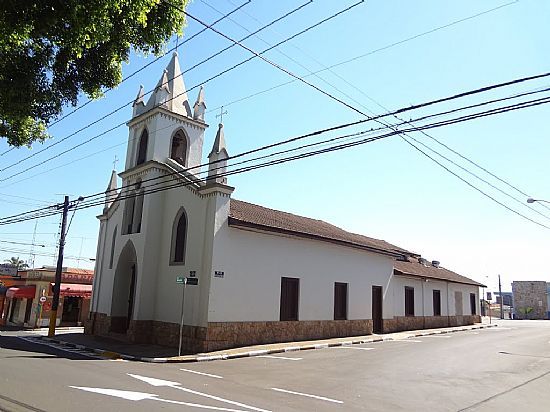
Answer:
[527,198,550,204]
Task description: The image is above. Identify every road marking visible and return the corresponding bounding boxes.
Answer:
[180,369,223,379]
[128,374,271,412]
[271,388,343,404]
[18,336,103,359]
[69,387,247,411]
[257,355,302,361]
[335,346,375,351]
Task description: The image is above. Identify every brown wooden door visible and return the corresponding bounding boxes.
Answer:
[372,286,383,333]
[334,283,348,320]
[280,277,299,321]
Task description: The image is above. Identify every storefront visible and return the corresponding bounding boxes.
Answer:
[1,267,94,328]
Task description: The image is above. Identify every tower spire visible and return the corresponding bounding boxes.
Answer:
[143,51,191,117]
[193,86,206,121]
[208,124,229,185]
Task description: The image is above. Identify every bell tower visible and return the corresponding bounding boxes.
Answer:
[124,52,208,176]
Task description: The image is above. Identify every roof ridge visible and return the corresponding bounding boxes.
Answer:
[229,198,409,255]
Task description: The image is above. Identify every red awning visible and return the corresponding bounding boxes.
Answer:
[6,285,36,299]
[51,283,92,298]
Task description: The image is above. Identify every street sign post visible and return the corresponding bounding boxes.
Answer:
[176,274,199,356]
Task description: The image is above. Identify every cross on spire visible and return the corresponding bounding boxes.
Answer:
[112,155,119,170]
[216,106,228,123]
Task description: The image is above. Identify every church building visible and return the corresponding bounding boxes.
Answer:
[87,52,483,352]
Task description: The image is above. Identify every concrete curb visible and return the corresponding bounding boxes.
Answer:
[34,323,497,363]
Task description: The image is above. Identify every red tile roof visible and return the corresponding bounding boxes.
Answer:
[228,199,410,257]
[394,259,484,287]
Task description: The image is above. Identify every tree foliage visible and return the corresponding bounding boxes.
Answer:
[4,256,29,270]
[0,0,188,147]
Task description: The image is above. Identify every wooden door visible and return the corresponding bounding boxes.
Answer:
[372,286,383,333]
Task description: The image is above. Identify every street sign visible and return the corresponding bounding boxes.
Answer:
[176,276,185,284]
[0,264,18,277]
[39,296,47,303]
[186,277,198,286]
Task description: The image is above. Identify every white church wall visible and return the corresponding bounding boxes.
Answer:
[150,181,210,327]
[208,224,396,323]
[390,276,424,317]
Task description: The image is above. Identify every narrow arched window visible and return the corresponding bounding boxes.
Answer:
[171,208,187,264]
[109,227,117,269]
[133,188,144,234]
[123,191,135,234]
[170,130,187,166]
[136,129,148,166]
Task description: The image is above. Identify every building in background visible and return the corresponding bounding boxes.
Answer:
[1,267,94,327]
[512,281,549,320]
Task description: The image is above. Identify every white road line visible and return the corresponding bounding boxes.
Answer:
[271,388,343,404]
[180,369,223,379]
[257,355,302,361]
[335,346,374,351]
[70,387,248,412]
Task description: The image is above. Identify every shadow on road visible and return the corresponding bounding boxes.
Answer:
[0,334,99,361]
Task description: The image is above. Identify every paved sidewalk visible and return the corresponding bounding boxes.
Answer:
[33,321,498,363]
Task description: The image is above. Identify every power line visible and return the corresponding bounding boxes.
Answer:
[173,0,369,117]
[207,0,519,115]
[43,80,550,210]
[68,96,550,230]
[2,81,550,227]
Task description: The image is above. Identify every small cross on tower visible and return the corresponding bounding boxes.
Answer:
[112,155,119,170]
[216,106,228,124]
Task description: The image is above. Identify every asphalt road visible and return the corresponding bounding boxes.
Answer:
[1,320,549,412]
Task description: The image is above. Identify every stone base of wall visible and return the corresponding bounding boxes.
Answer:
[85,312,208,353]
[383,315,480,333]
[84,312,110,335]
[85,312,481,353]
[205,319,373,352]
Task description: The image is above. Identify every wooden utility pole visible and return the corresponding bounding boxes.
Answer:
[48,196,69,337]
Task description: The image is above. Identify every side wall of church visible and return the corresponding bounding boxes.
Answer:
[383,275,480,333]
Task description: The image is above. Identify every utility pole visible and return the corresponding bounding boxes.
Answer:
[48,196,69,337]
[498,274,504,320]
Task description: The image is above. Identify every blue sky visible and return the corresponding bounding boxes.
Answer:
[0,0,548,292]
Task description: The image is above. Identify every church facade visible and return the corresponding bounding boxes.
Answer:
[86,53,482,352]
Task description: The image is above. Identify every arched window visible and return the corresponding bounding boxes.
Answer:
[136,129,148,166]
[132,184,144,234]
[171,208,187,264]
[109,226,117,269]
[170,130,187,166]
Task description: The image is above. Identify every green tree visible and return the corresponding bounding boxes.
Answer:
[0,0,188,147]
[4,256,29,270]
